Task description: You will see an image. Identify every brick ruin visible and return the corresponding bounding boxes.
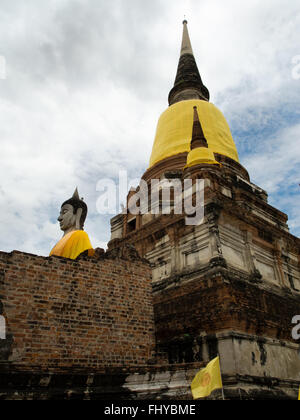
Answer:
[106,21,300,399]
[1,173,300,400]
[108,160,300,399]
[0,247,156,371]
[0,247,205,400]
[0,248,155,399]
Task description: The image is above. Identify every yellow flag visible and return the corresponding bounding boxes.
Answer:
[298,386,300,400]
[191,356,223,400]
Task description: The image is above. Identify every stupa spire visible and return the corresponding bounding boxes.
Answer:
[191,106,208,150]
[185,106,220,169]
[168,21,210,106]
[180,19,194,56]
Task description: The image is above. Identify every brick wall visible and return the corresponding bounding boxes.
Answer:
[154,273,300,358]
[0,249,155,371]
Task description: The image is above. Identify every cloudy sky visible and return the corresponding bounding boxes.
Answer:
[0,0,299,256]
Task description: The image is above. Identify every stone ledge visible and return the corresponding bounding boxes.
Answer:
[0,367,299,400]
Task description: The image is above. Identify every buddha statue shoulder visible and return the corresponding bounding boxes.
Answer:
[50,188,94,260]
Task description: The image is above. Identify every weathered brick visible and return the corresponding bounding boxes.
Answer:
[0,250,155,371]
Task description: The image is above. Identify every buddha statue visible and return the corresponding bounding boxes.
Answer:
[50,188,94,260]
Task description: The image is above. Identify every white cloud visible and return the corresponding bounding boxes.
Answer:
[242,122,300,236]
[243,123,300,193]
[0,0,299,256]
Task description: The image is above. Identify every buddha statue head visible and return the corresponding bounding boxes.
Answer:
[58,188,88,235]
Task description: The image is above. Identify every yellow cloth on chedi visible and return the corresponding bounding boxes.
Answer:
[50,230,94,260]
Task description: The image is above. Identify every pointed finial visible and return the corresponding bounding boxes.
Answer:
[180,19,193,56]
[72,187,80,201]
[185,106,220,169]
[193,106,200,122]
[191,106,208,150]
[168,20,210,105]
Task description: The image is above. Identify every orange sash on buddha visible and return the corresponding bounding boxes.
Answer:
[50,230,94,260]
